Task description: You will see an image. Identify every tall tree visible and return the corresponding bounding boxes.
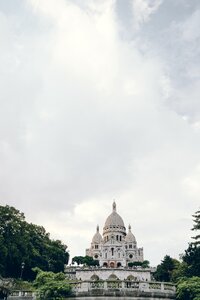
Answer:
[154,255,179,282]
[181,208,200,277]
[182,243,200,277]
[0,205,69,280]
[191,209,200,245]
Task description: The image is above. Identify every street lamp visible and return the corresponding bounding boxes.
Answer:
[20,262,25,280]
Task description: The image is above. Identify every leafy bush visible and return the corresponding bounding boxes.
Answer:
[33,269,72,299]
[176,277,200,300]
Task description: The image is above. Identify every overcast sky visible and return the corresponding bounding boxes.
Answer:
[0,0,200,266]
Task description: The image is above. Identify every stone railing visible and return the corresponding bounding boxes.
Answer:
[70,279,176,295]
[7,291,36,300]
[0,277,13,289]
[7,281,176,299]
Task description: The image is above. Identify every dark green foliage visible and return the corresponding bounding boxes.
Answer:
[0,205,69,280]
[191,210,200,245]
[128,261,142,267]
[12,279,34,291]
[178,209,200,278]
[71,256,84,265]
[72,255,99,266]
[128,260,150,268]
[176,277,200,300]
[33,269,71,299]
[154,209,200,299]
[142,260,150,268]
[154,255,179,282]
[182,243,200,277]
[171,261,188,283]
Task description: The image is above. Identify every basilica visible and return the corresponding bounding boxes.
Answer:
[86,201,144,267]
[65,202,176,297]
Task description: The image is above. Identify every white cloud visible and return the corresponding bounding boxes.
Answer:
[0,0,199,266]
[132,0,163,30]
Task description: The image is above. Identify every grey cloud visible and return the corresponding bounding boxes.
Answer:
[0,0,200,265]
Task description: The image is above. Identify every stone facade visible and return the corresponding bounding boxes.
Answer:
[75,267,151,281]
[86,202,143,267]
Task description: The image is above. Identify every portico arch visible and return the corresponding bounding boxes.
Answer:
[90,275,99,281]
[126,275,136,281]
[108,274,119,280]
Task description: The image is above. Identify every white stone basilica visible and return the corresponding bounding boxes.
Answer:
[86,202,143,267]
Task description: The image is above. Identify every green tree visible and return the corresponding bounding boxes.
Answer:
[83,256,99,266]
[128,261,142,267]
[72,256,99,266]
[154,255,178,282]
[181,208,200,278]
[33,269,71,299]
[176,277,200,300]
[191,210,200,245]
[171,261,188,283]
[0,205,69,280]
[182,243,200,277]
[72,256,85,265]
[142,260,150,268]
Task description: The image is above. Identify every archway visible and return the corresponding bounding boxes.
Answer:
[103,262,108,267]
[126,275,135,281]
[117,262,121,268]
[108,274,119,280]
[90,274,100,281]
[110,262,115,268]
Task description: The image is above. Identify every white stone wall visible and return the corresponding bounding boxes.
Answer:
[76,268,151,281]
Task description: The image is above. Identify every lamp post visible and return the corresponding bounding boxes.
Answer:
[20,262,25,280]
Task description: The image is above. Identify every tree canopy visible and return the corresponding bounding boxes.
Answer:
[154,255,179,282]
[154,208,200,299]
[33,269,71,299]
[176,277,200,300]
[181,208,200,278]
[0,205,69,280]
[191,210,200,245]
[128,260,150,268]
[72,256,99,266]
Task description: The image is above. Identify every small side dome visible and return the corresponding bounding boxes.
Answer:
[92,225,103,243]
[125,224,136,243]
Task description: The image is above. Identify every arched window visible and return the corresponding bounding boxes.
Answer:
[108,273,119,280]
[103,262,108,267]
[109,262,115,268]
[126,275,136,281]
[90,275,99,281]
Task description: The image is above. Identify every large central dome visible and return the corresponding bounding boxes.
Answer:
[103,202,126,238]
[104,202,125,227]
